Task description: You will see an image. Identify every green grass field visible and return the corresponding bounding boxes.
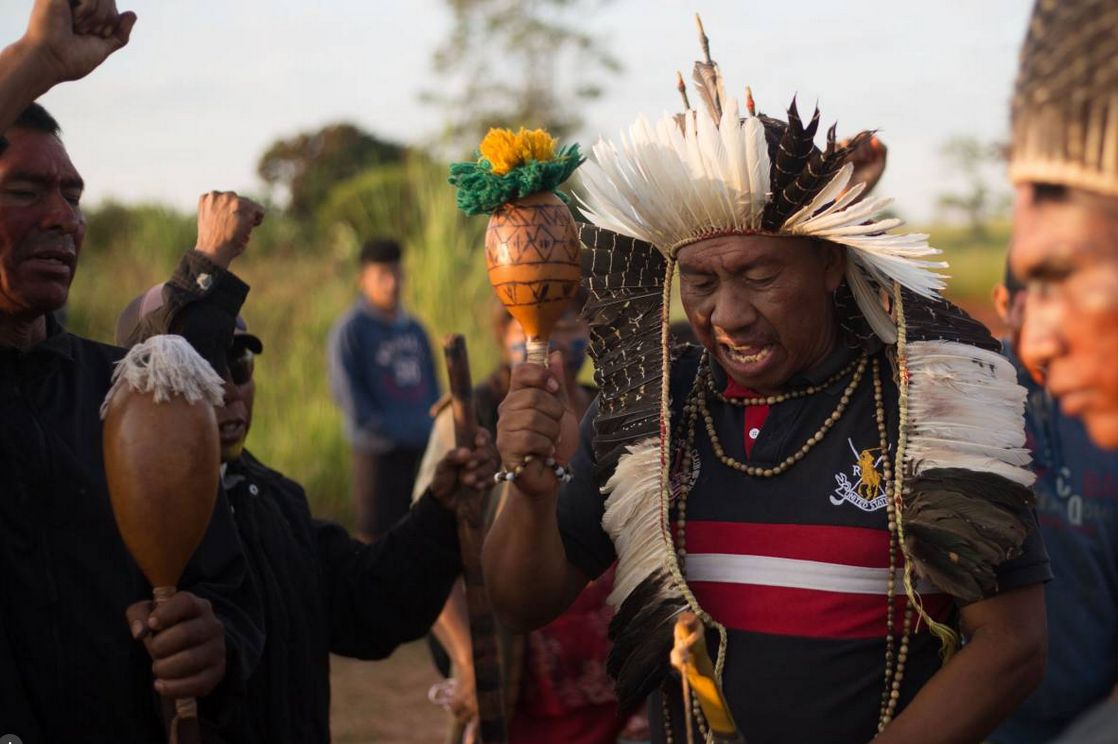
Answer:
[66,177,1011,529]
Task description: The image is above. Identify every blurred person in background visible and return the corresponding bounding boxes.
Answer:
[1009,0,1118,454]
[988,263,1118,744]
[414,298,649,744]
[0,4,269,740]
[1004,1,1118,739]
[328,238,440,542]
[118,201,499,744]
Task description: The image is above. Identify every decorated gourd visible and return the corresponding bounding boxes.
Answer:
[450,128,584,365]
[101,334,225,743]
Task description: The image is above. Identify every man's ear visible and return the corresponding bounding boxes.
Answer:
[992,283,1010,324]
[821,242,847,292]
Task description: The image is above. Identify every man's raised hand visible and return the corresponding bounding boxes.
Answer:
[495,350,580,499]
[21,0,136,88]
[194,191,266,270]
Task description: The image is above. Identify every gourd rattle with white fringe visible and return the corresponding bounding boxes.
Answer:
[100,335,225,744]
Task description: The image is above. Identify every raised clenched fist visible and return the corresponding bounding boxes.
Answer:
[21,0,137,88]
[194,191,266,270]
[495,351,580,499]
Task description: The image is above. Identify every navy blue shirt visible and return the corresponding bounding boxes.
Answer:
[993,344,1118,744]
[327,299,439,452]
[560,344,1050,744]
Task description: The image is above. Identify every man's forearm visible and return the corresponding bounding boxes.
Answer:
[0,39,54,133]
[432,580,474,672]
[874,616,1045,743]
[482,485,585,631]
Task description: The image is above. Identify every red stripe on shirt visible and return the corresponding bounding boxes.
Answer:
[689,581,953,639]
[686,521,898,568]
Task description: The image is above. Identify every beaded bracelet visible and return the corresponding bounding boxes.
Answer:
[494,455,574,484]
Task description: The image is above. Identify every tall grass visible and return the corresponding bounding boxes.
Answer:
[66,171,1011,527]
[68,159,494,528]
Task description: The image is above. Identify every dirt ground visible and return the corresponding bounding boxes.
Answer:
[330,642,450,744]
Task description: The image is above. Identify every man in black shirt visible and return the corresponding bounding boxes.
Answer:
[1,6,265,739]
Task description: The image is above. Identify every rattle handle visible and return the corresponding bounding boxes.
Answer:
[153,586,201,744]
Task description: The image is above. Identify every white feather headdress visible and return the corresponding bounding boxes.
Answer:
[578,95,947,344]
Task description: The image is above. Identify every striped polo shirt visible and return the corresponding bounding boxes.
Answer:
[559,344,1050,744]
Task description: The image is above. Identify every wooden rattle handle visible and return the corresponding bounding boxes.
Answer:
[153,586,201,744]
[525,339,549,367]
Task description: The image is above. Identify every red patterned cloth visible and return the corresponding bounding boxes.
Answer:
[510,565,624,744]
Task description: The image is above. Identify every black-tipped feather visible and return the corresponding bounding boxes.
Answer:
[761,97,821,230]
[900,288,1000,351]
[579,224,668,478]
[903,468,1035,603]
[606,570,688,713]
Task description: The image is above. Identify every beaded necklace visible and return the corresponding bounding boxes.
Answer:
[691,353,868,478]
[667,354,913,741]
[705,353,862,406]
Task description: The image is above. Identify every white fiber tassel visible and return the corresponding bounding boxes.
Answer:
[100,335,225,420]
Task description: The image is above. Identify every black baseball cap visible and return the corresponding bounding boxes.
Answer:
[115,283,263,354]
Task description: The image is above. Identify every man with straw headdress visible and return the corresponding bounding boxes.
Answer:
[1009,0,1118,450]
[995,0,1118,741]
[483,19,1051,744]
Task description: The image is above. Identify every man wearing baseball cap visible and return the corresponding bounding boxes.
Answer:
[116,227,496,744]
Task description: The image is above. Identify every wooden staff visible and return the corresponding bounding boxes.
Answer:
[443,334,508,744]
[671,611,744,744]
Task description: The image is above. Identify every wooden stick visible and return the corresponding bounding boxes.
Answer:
[153,586,201,744]
[443,334,508,744]
[671,611,744,743]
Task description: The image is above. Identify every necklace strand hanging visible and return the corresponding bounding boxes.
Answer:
[669,354,913,740]
[706,352,862,406]
[688,352,868,478]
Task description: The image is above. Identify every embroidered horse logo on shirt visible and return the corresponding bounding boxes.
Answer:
[830,439,888,511]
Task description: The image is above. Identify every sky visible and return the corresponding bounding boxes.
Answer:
[0,0,1033,223]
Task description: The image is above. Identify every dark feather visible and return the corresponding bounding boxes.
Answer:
[900,288,1000,352]
[578,223,668,478]
[761,97,821,230]
[767,126,875,230]
[834,280,883,352]
[903,468,1035,603]
[607,570,688,713]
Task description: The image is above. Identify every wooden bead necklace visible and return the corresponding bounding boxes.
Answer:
[705,352,862,406]
[686,352,868,479]
[668,355,913,740]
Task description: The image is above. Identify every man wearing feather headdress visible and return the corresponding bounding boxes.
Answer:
[482,19,1051,744]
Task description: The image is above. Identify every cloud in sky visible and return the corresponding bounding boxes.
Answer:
[1,0,1030,223]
